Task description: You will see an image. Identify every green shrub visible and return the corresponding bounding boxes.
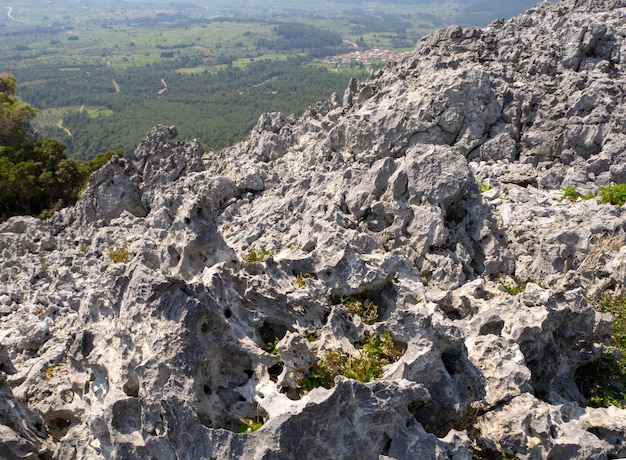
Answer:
[296,331,404,395]
[498,276,526,296]
[561,185,579,202]
[0,74,124,221]
[576,293,626,408]
[295,273,316,289]
[597,184,626,206]
[241,247,273,263]
[107,244,130,263]
[341,295,379,324]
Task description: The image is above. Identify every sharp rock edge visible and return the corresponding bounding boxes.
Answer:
[2,0,626,459]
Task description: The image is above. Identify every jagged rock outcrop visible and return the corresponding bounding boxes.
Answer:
[1,0,626,458]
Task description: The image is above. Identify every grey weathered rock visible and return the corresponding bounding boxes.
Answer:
[1,0,626,458]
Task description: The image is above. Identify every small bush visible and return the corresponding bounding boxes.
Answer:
[576,293,626,408]
[263,336,280,355]
[295,273,316,289]
[341,295,379,324]
[297,331,404,395]
[561,185,579,202]
[107,244,130,263]
[597,184,626,206]
[498,276,526,296]
[241,247,273,263]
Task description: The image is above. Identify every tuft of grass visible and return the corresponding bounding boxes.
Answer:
[576,293,626,408]
[597,184,626,206]
[295,277,306,289]
[581,191,596,201]
[498,276,526,296]
[341,295,379,324]
[107,243,129,263]
[477,181,492,193]
[296,330,404,395]
[561,185,579,202]
[295,273,316,289]
[241,247,273,263]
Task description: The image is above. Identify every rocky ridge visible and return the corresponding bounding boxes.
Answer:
[1,0,626,458]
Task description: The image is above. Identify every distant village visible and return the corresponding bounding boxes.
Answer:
[324,48,412,70]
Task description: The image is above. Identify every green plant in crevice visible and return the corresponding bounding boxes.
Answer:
[295,272,316,289]
[498,275,526,296]
[561,185,579,202]
[237,417,263,433]
[296,330,405,396]
[576,293,626,408]
[107,243,129,263]
[597,183,626,206]
[263,336,280,355]
[581,191,596,201]
[341,294,379,324]
[477,181,492,193]
[241,247,273,263]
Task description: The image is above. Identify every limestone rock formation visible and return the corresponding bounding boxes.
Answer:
[1,0,626,458]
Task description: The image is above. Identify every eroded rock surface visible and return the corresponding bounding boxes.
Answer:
[1,0,626,458]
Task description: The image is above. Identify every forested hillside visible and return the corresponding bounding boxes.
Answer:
[15,59,364,160]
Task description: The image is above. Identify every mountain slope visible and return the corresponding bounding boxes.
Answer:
[1,0,626,458]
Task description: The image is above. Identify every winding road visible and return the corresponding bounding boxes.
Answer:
[6,7,25,23]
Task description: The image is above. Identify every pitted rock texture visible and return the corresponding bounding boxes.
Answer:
[1,0,626,459]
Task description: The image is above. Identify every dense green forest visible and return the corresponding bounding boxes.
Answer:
[0,72,119,220]
[14,58,364,160]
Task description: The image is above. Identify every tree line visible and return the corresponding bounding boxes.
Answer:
[0,72,121,220]
[16,58,366,160]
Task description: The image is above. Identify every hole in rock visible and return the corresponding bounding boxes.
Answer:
[44,410,78,441]
[47,417,72,440]
[200,417,213,429]
[268,362,284,382]
[259,320,288,351]
[331,282,398,323]
[111,398,142,435]
[168,246,180,267]
[203,384,212,395]
[224,308,232,318]
[438,304,463,321]
[441,346,465,376]
[478,318,504,336]
[526,354,553,402]
[445,204,466,224]
[81,331,94,357]
[280,386,301,401]
[380,436,392,456]
[244,369,254,379]
[123,375,140,398]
